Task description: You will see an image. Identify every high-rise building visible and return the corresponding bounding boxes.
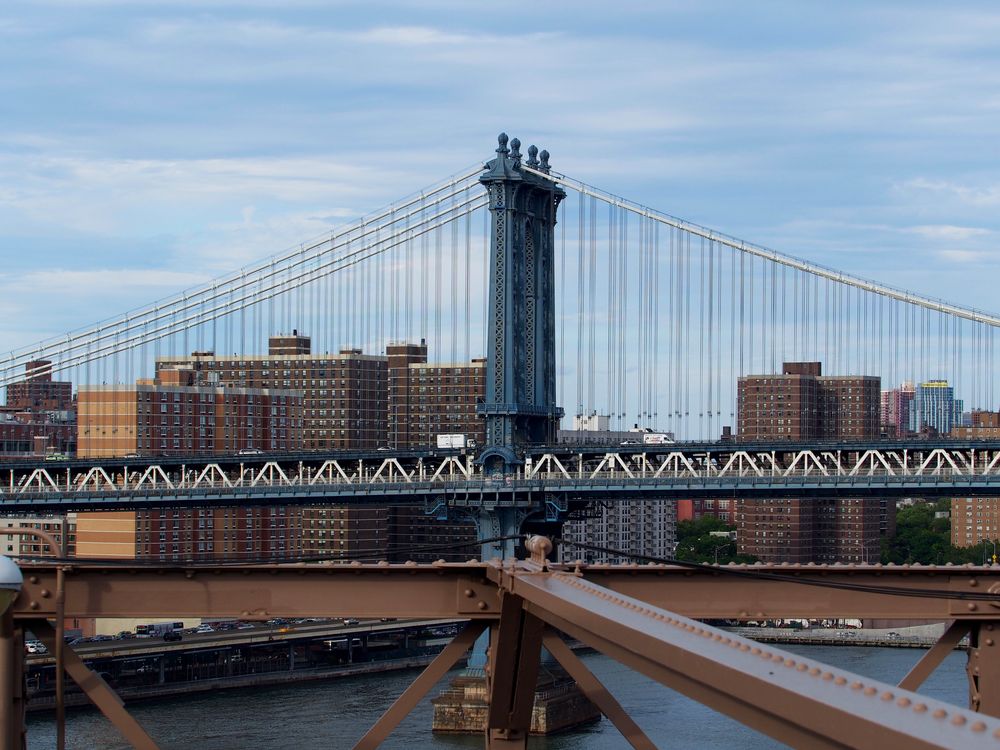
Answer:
[158,333,388,451]
[736,362,884,563]
[951,498,1000,548]
[1,514,76,558]
[75,507,302,562]
[880,383,915,438]
[909,380,964,435]
[557,420,677,564]
[5,360,73,412]
[386,341,486,449]
[77,368,303,458]
[2,360,76,457]
[737,362,880,441]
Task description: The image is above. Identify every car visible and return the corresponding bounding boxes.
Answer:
[238,448,264,456]
[195,624,215,634]
[342,618,359,626]
[163,631,182,642]
[237,623,256,630]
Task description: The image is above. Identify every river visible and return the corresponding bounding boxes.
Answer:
[26,645,968,749]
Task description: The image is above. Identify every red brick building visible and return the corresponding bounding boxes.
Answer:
[736,362,886,563]
[387,341,485,450]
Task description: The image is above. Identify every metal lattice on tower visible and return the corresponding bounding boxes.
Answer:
[477,134,565,473]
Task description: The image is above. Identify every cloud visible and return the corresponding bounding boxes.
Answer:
[907,224,992,241]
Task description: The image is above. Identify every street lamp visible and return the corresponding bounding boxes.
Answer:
[0,555,22,615]
[713,544,731,565]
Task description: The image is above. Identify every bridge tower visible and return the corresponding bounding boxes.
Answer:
[477,133,565,474]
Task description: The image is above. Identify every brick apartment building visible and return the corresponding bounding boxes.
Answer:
[77,367,304,458]
[158,333,387,451]
[737,362,879,441]
[1,360,76,457]
[387,341,486,449]
[736,362,887,563]
[75,506,302,562]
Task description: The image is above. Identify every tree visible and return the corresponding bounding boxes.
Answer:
[881,499,994,565]
[675,516,758,564]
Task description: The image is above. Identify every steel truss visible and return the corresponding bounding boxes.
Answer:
[8,441,1000,512]
[5,538,1000,749]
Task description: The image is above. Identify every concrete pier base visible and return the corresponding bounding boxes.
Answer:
[431,664,601,735]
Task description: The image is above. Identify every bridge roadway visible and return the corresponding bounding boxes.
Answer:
[25,617,462,666]
[4,439,1000,513]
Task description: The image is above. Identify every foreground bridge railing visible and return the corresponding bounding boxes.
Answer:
[4,538,1000,748]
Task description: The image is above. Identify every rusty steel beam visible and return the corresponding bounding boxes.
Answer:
[12,563,497,621]
[572,563,1000,620]
[12,561,1000,622]
[352,622,487,750]
[498,568,1000,750]
[541,630,656,750]
[484,593,544,749]
[0,611,25,750]
[27,619,160,750]
[970,622,1000,716]
[899,621,974,692]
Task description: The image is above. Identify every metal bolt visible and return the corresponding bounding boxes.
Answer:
[477,601,488,610]
[39,589,50,598]
[464,588,475,598]
[29,601,38,610]
[969,603,978,612]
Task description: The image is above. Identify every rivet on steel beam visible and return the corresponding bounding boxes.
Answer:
[970,578,979,587]
[932,709,947,720]
[880,691,894,701]
[796,663,808,672]
[969,603,978,612]
[897,697,911,708]
[850,681,862,690]
[477,601,488,611]
[913,703,928,713]
[987,638,995,646]
[29,575,39,584]
[863,687,877,696]
[464,589,475,598]
[951,715,967,726]
[971,720,986,733]
[809,667,821,676]
[39,589,50,598]
[783,659,795,667]
[29,601,38,610]
[834,676,846,686]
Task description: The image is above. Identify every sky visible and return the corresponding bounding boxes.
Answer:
[2,0,1000,358]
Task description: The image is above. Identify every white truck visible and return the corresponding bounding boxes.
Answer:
[436,434,471,449]
[642,432,674,446]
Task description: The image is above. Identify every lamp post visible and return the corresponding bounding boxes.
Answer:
[714,543,732,565]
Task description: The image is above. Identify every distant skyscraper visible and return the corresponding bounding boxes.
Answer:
[909,380,963,435]
[880,382,915,438]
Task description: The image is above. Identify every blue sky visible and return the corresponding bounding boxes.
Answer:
[2,0,1000,355]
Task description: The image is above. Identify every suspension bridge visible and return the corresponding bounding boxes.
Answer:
[3,134,1000,748]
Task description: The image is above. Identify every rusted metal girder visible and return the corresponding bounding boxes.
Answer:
[8,553,1000,749]
[492,564,1000,750]
[13,561,1000,621]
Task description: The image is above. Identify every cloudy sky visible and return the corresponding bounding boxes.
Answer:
[2,0,1000,354]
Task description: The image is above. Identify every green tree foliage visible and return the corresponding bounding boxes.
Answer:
[881,499,997,565]
[675,516,757,564]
